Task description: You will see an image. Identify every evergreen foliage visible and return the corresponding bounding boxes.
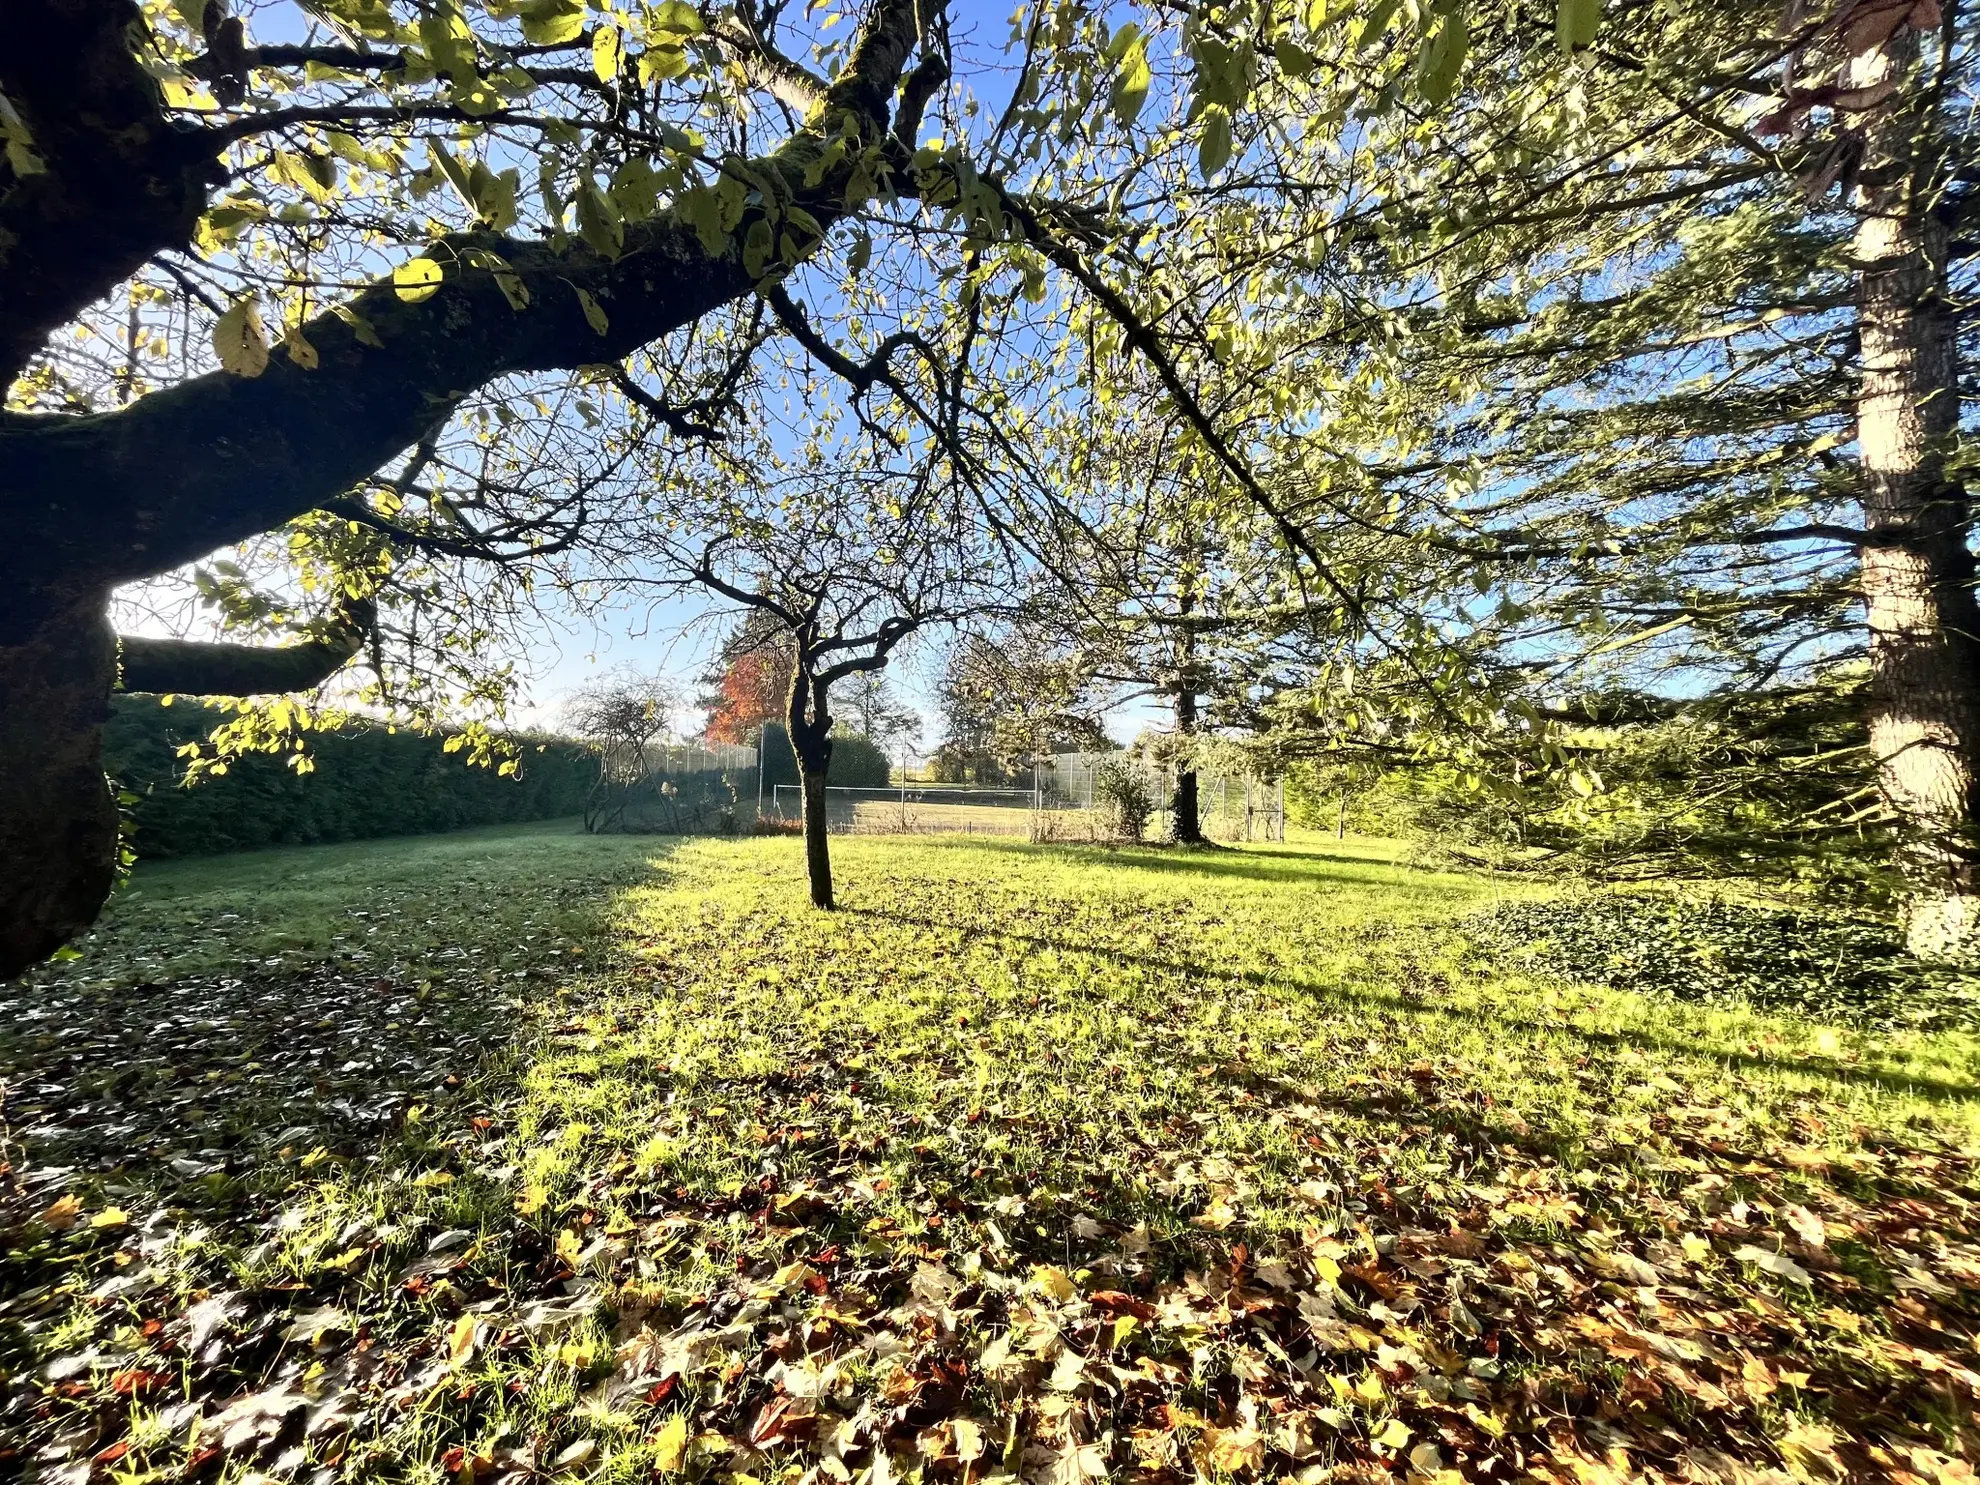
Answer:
[104,696,591,857]
[756,723,892,790]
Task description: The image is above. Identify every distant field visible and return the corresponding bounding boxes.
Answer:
[4,825,1976,1483]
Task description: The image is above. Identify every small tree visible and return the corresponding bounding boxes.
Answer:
[667,465,1000,908]
[565,670,677,833]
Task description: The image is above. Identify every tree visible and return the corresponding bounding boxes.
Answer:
[669,463,999,908]
[8,0,1664,975]
[1085,0,1980,952]
[565,668,678,833]
[698,613,794,746]
[1,0,956,975]
[933,627,1113,785]
[841,671,921,759]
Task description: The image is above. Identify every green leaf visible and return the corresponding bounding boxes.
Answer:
[1198,105,1232,180]
[1274,38,1316,79]
[639,44,690,83]
[1416,9,1468,105]
[574,181,625,257]
[1110,32,1152,129]
[573,286,609,335]
[742,218,774,278]
[393,256,445,303]
[213,299,269,377]
[1354,0,1398,50]
[1556,0,1600,51]
[645,0,704,39]
[519,0,585,46]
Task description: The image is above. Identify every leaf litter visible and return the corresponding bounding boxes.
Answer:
[2,831,1976,1485]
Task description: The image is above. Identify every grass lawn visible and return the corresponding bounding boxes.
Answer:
[2,825,1977,1485]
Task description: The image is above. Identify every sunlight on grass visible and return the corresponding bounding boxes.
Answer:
[3,826,1976,1483]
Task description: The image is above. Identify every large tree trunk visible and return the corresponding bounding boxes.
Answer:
[0,605,120,979]
[1173,683,1205,845]
[799,763,836,910]
[1850,22,1980,958]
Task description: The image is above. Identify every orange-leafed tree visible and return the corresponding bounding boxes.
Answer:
[700,619,794,745]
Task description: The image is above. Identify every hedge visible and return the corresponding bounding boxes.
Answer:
[757,723,893,789]
[104,696,595,858]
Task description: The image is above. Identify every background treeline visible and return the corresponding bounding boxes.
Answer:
[106,697,593,857]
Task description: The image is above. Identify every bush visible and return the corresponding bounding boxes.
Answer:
[1463,892,1980,1033]
[1093,757,1154,842]
[104,696,594,857]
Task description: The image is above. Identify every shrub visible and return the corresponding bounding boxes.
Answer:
[1463,892,1980,1032]
[1093,757,1154,842]
[756,723,893,788]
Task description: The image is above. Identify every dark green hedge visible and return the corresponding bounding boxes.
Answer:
[758,723,894,789]
[105,696,594,858]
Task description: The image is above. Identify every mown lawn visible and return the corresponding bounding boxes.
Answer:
[2,825,1977,1485]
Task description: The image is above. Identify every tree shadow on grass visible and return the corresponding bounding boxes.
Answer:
[903,832,1462,895]
[0,831,688,1205]
[844,903,1980,1107]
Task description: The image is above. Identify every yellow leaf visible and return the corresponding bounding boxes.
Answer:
[1031,1264,1076,1301]
[574,286,610,335]
[90,1206,129,1229]
[393,256,445,303]
[1374,1418,1413,1450]
[592,21,623,81]
[414,1169,455,1187]
[38,1194,82,1230]
[283,323,320,369]
[952,1419,985,1463]
[213,299,269,376]
[653,1411,689,1473]
[449,1313,478,1368]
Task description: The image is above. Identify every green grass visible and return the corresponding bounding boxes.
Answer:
[3,825,1977,1484]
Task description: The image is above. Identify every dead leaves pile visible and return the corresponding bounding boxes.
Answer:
[7,1047,1977,1485]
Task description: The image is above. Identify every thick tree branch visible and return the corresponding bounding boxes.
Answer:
[117,597,374,695]
[0,0,943,644]
[0,0,221,385]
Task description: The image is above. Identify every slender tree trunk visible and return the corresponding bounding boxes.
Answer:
[1337,791,1348,840]
[1173,684,1205,846]
[799,762,835,909]
[787,663,837,910]
[1171,568,1206,846]
[1850,22,1980,957]
[0,605,121,979]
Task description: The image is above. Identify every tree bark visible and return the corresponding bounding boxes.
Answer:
[1173,683,1204,845]
[1850,21,1980,957]
[0,605,121,978]
[799,763,836,910]
[1171,565,1206,846]
[787,666,837,909]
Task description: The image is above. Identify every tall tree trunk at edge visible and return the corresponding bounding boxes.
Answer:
[1173,684,1205,845]
[0,605,120,979]
[1852,21,1980,957]
[1171,563,1206,846]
